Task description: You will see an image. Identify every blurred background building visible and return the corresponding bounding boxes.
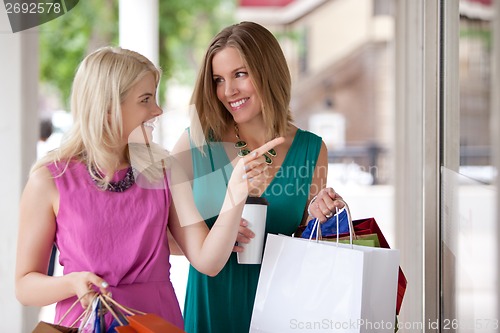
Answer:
[238,0,395,186]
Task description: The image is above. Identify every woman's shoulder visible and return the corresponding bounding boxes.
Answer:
[27,163,58,195]
[291,126,323,145]
[31,163,54,180]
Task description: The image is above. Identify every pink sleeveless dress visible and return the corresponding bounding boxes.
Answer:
[47,161,183,329]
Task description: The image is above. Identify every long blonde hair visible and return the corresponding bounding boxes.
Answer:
[33,46,161,188]
[191,21,293,145]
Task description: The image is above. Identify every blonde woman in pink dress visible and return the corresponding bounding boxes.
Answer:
[14,46,283,330]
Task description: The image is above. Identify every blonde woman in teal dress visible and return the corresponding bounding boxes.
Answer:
[172,22,346,333]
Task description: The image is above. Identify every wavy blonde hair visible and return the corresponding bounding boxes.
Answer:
[33,46,162,188]
[190,21,293,145]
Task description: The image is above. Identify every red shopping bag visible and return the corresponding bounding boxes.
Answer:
[115,326,139,333]
[128,313,185,333]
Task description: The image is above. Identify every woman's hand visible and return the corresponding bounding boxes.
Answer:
[307,187,346,223]
[69,272,110,308]
[228,137,285,204]
[232,218,255,252]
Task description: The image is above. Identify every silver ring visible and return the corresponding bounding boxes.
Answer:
[325,212,333,218]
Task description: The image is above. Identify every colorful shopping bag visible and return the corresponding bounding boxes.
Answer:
[99,294,186,333]
[299,208,350,238]
[31,322,78,333]
[127,313,185,333]
[115,326,139,333]
[327,232,381,247]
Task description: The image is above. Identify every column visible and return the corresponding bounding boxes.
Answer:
[119,0,159,66]
[395,0,442,331]
[0,8,39,333]
[492,0,500,325]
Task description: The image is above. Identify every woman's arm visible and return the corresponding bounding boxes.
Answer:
[302,141,345,225]
[15,166,107,307]
[168,137,284,276]
[167,130,192,256]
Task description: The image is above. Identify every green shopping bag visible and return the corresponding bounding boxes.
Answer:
[324,233,381,248]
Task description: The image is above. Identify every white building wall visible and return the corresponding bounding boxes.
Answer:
[304,0,373,74]
[0,8,39,333]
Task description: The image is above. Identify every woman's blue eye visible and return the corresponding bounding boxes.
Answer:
[236,72,247,78]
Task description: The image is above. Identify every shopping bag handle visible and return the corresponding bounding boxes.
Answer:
[336,203,354,247]
[78,293,105,331]
[78,293,148,328]
[308,199,355,247]
[53,290,98,328]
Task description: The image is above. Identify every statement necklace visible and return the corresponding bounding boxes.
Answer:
[90,165,135,192]
[234,123,277,165]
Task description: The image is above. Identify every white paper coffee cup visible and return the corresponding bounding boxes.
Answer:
[237,196,269,264]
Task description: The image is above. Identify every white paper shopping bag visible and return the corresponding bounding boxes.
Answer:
[249,234,399,333]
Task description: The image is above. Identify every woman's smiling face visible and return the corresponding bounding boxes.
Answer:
[212,47,262,124]
[121,72,162,144]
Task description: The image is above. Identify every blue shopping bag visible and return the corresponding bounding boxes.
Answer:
[300,207,349,238]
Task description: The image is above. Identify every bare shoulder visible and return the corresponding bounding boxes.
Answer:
[30,166,55,187]
[24,166,58,199]
[20,165,58,217]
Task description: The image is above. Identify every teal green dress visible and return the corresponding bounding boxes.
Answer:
[183,129,322,333]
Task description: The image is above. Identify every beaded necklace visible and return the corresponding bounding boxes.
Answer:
[234,123,276,165]
[89,165,135,192]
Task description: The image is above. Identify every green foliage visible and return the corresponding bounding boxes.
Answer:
[39,0,236,109]
[39,0,118,109]
[158,0,236,105]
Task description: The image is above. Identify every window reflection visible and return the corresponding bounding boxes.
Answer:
[441,167,497,330]
[441,0,498,330]
[459,0,495,184]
